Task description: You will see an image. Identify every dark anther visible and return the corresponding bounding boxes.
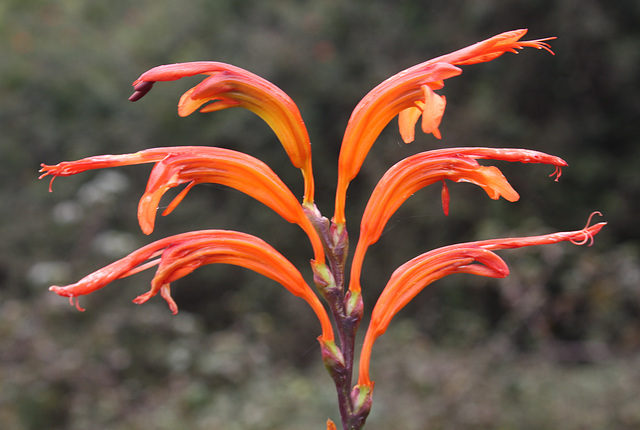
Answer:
[129,81,155,102]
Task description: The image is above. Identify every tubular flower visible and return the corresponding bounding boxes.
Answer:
[48,230,334,342]
[334,29,555,224]
[40,146,325,264]
[348,147,567,293]
[357,215,606,387]
[129,62,315,203]
[40,28,607,430]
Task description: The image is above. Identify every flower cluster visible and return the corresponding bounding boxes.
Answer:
[41,29,605,430]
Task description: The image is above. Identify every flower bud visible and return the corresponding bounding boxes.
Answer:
[319,338,346,375]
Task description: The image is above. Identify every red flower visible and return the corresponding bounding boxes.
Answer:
[129,62,315,203]
[334,29,555,225]
[48,229,334,342]
[40,146,325,264]
[357,214,606,387]
[348,147,567,293]
[40,29,605,430]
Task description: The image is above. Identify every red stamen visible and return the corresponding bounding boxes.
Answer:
[441,180,450,216]
[570,211,603,246]
[69,296,85,312]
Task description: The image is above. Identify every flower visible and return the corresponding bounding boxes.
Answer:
[48,229,334,342]
[357,214,606,387]
[40,146,326,264]
[40,29,606,430]
[333,29,555,224]
[348,147,567,293]
[129,62,315,203]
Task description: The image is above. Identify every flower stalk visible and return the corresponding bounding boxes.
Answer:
[41,30,604,430]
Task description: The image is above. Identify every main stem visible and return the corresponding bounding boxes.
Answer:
[305,206,370,429]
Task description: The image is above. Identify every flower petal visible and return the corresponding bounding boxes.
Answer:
[348,147,568,293]
[357,214,605,387]
[420,86,446,139]
[334,62,462,224]
[357,246,508,387]
[50,230,334,341]
[130,62,315,203]
[334,30,554,224]
[349,153,515,293]
[398,104,422,143]
[40,147,326,264]
[430,29,555,66]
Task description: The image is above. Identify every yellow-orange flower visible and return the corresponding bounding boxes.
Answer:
[49,230,334,342]
[334,29,555,224]
[130,62,315,203]
[348,147,567,293]
[40,146,325,264]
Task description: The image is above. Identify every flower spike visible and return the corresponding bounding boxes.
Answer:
[41,30,606,430]
[334,29,555,224]
[49,230,334,342]
[129,62,315,203]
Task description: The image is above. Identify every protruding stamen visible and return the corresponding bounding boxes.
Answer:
[69,296,85,312]
[570,211,603,246]
[550,165,563,181]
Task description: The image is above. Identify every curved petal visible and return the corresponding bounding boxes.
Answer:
[333,29,555,224]
[130,62,315,203]
[49,230,334,342]
[40,146,325,264]
[357,214,605,387]
[348,147,568,293]
[357,246,508,387]
[135,147,325,264]
[334,62,461,224]
[348,153,515,293]
[429,29,555,66]
[397,105,422,143]
[39,147,172,188]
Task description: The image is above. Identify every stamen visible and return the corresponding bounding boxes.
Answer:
[160,284,179,315]
[520,38,556,55]
[163,181,198,216]
[550,165,562,182]
[569,232,592,246]
[69,296,85,312]
[569,211,603,246]
[121,256,162,278]
[441,180,450,216]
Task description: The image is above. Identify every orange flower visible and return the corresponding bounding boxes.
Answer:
[348,147,567,293]
[357,215,606,387]
[49,230,334,342]
[333,29,555,224]
[129,62,315,203]
[40,146,325,264]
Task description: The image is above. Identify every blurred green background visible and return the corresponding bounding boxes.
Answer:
[1,0,639,429]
